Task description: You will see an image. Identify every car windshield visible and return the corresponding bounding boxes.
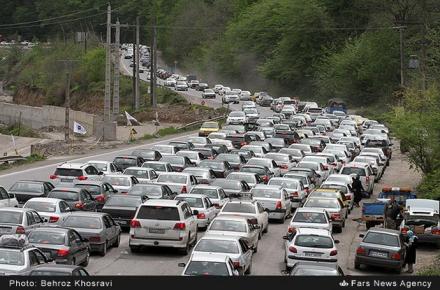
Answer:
[10,182,43,193]
[295,235,333,248]
[88,162,107,171]
[124,169,149,178]
[113,158,137,166]
[24,201,56,213]
[178,152,198,159]
[242,146,263,153]
[229,112,244,117]
[228,174,255,184]
[137,206,180,220]
[28,231,66,245]
[74,184,101,195]
[0,211,23,224]
[304,199,339,209]
[293,212,327,223]
[63,216,102,229]
[48,190,78,201]
[209,219,247,232]
[195,239,239,254]
[143,163,166,171]
[103,176,130,187]
[184,261,229,276]
[222,203,255,214]
[212,180,241,190]
[0,249,24,266]
[161,156,184,165]
[129,185,162,197]
[251,188,280,199]
[175,197,203,208]
[341,167,366,176]
[363,232,399,247]
[190,188,218,199]
[106,196,141,207]
[157,174,187,184]
[269,179,298,188]
[297,162,318,170]
[216,154,239,163]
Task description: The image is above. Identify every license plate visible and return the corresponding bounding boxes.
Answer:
[61,178,73,183]
[369,251,388,258]
[149,228,165,234]
[304,252,321,257]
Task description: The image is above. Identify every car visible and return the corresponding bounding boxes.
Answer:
[340,162,375,195]
[302,197,347,233]
[23,198,72,224]
[101,174,139,194]
[308,189,348,216]
[102,195,145,229]
[87,160,122,175]
[264,153,296,174]
[320,182,354,211]
[182,167,216,184]
[251,185,291,222]
[188,80,200,89]
[174,194,217,229]
[47,187,97,212]
[279,148,305,162]
[176,150,205,166]
[176,81,189,91]
[226,111,247,125]
[179,252,239,276]
[287,208,332,234]
[0,235,52,275]
[301,156,333,179]
[197,82,209,91]
[0,207,45,236]
[300,138,326,153]
[187,136,212,147]
[283,172,315,194]
[61,212,121,256]
[208,132,227,140]
[189,185,229,210]
[241,101,256,110]
[285,261,345,276]
[73,180,118,210]
[283,228,339,268]
[112,156,145,171]
[191,235,253,275]
[226,172,263,188]
[240,145,268,158]
[199,121,220,137]
[129,199,198,254]
[218,199,269,238]
[128,183,176,200]
[0,186,18,208]
[152,144,180,156]
[168,141,195,151]
[199,160,232,178]
[289,144,312,155]
[123,167,158,183]
[155,172,198,194]
[202,89,216,99]
[142,161,174,173]
[210,179,251,197]
[353,156,384,181]
[210,139,234,151]
[28,264,89,276]
[355,228,406,272]
[8,181,54,205]
[295,161,326,186]
[246,157,281,177]
[215,153,246,170]
[213,84,223,93]
[130,149,162,161]
[267,177,306,208]
[49,162,102,185]
[222,91,240,104]
[239,165,273,184]
[27,227,90,266]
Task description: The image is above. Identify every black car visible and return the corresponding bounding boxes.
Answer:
[29,264,89,276]
[215,153,247,170]
[127,183,176,200]
[130,149,162,161]
[47,187,97,212]
[102,195,144,229]
[9,180,55,205]
[226,134,254,149]
[198,160,233,178]
[73,181,117,211]
[113,155,145,171]
[27,227,90,266]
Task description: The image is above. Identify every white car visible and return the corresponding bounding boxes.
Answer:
[174,194,217,229]
[339,162,375,195]
[267,178,306,209]
[165,78,177,87]
[102,174,139,194]
[152,144,179,156]
[213,84,224,93]
[246,158,281,177]
[123,167,158,183]
[176,81,189,91]
[176,150,204,165]
[287,208,332,234]
[251,185,291,222]
[189,185,229,210]
[179,252,239,276]
[240,91,252,101]
[222,91,240,104]
[155,172,198,194]
[50,162,102,185]
[87,160,121,175]
[210,139,234,151]
[23,197,71,224]
[283,228,338,268]
[226,111,247,125]
[241,145,268,158]
[0,186,19,208]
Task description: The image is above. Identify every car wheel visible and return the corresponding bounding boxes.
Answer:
[130,245,140,253]
[245,260,252,275]
[354,262,361,270]
[70,258,76,265]
[263,223,269,234]
[100,241,108,256]
[114,234,120,247]
[180,239,190,255]
[81,250,90,267]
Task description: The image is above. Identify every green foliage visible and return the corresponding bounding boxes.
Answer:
[0,124,40,138]
[0,154,46,171]
[417,254,440,275]
[417,170,440,201]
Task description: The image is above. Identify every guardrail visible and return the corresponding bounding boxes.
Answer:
[0,155,25,164]
[177,115,225,131]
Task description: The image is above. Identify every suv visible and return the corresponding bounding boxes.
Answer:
[50,163,102,185]
[0,235,52,275]
[129,199,198,254]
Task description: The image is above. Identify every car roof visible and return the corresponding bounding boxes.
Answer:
[51,187,82,193]
[143,199,181,206]
[176,194,205,199]
[24,197,62,203]
[67,212,107,217]
[56,163,87,169]
[296,227,331,236]
[344,162,369,168]
[253,184,282,190]
[199,234,242,242]
[74,180,105,186]
[31,264,82,272]
[125,167,152,171]
[367,228,401,235]
[191,185,221,190]
[212,215,250,222]
[189,252,230,263]
[0,207,36,213]
[295,207,327,214]
[32,226,69,233]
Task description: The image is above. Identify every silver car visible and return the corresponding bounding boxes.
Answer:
[287,208,332,235]
[226,172,262,188]
[174,194,217,229]
[251,185,291,222]
[268,177,306,208]
[189,185,229,210]
[183,168,216,184]
[102,174,139,194]
[0,207,44,236]
[123,167,158,184]
[23,198,72,224]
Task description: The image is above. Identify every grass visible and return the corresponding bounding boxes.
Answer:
[140,124,203,141]
[0,154,46,171]
[0,124,40,138]
[417,254,440,276]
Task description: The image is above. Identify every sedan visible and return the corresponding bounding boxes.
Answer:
[268,177,306,208]
[8,180,54,205]
[47,188,96,212]
[0,207,44,236]
[287,208,332,234]
[28,264,90,276]
[264,153,296,174]
[123,167,158,183]
[102,195,144,229]
[283,228,339,268]
[179,252,239,276]
[199,160,233,178]
[61,212,121,256]
[74,181,117,210]
[160,155,195,172]
[27,227,90,266]
[303,197,347,233]
[285,261,345,276]
[101,174,139,194]
[128,183,176,200]
[176,150,205,165]
[240,165,273,184]
[142,161,174,173]
[87,160,121,175]
[175,194,217,229]
[23,198,72,224]
[211,179,251,197]
[246,157,281,177]
[215,153,247,170]
[183,167,216,184]
[130,149,162,161]
[226,172,263,188]
[202,89,216,99]
[251,185,291,222]
[155,172,198,194]
[189,185,229,210]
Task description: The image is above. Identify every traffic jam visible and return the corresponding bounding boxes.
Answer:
[0,91,439,277]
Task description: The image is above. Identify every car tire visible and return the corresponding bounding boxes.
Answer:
[130,245,140,253]
[114,234,120,247]
[180,235,191,255]
[354,262,361,270]
[81,250,90,267]
[263,223,269,234]
[100,241,107,256]
[245,260,252,275]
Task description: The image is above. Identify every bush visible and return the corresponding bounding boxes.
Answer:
[0,124,40,138]
[417,170,440,201]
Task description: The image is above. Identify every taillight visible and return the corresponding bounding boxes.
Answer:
[287,226,296,233]
[130,219,141,228]
[232,261,240,269]
[16,226,25,235]
[345,194,351,200]
[174,222,186,230]
[77,176,88,181]
[280,165,288,169]
[197,213,206,219]
[95,195,105,202]
[291,192,298,197]
[75,202,84,209]
[356,247,366,255]
[330,249,338,256]
[401,227,409,234]
[275,201,282,209]
[57,248,70,257]
[49,175,58,180]
[262,175,269,183]
[431,227,440,235]
[181,186,187,193]
[288,246,297,253]
[331,213,341,221]
[49,216,59,223]
[391,252,401,260]
[89,236,101,242]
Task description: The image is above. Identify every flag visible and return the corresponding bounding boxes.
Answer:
[73,121,87,135]
[125,111,141,126]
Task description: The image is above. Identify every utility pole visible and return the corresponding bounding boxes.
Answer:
[399,26,405,87]
[65,70,71,142]
[150,12,157,108]
[113,19,120,117]
[135,16,140,110]
[132,28,136,111]
[104,3,112,121]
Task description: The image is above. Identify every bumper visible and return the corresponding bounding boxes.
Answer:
[89,242,106,252]
[268,209,286,220]
[129,236,188,248]
[416,234,440,245]
[113,218,131,228]
[332,220,343,228]
[196,218,210,228]
[355,255,402,269]
[290,200,303,208]
[287,255,337,268]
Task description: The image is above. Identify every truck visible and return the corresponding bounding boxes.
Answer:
[362,187,417,229]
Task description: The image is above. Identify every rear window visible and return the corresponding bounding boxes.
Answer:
[132,150,156,159]
[268,179,298,189]
[88,162,107,172]
[102,176,131,186]
[228,174,255,184]
[195,239,239,254]
[211,180,241,190]
[209,219,247,232]
[129,184,162,196]
[295,235,333,248]
[54,168,83,177]
[74,184,101,195]
[304,198,339,209]
[105,196,141,207]
[10,182,44,193]
[63,216,102,229]
[247,159,269,167]
[241,167,265,175]
[28,231,66,245]
[24,201,56,213]
[341,167,366,176]
[113,158,137,166]
[251,188,280,199]
[0,249,24,266]
[161,156,184,165]
[222,203,255,214]
[216,154,239,163]
[143,163,166,171]
[157,174,187,184]
[0,211,23,224]
[293,212,327,223]
[190,188,218,199]
[175,197,203,208]
[363,232,399,247]
[48,190,79,201]
[137,206,180,220]
[184,261,229,276]
[124,169,149,178]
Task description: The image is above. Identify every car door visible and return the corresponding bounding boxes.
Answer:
[85,166,100,181]
[102,215,113,244]
[31,211,44,229]
[25,211,40,231]
[283,190,291,213]
[67,230,81,264]
[203,197,216,222]
[58,201,71,222]
[239,239,253,270]
[183,204,197,237]
[84,190,96,211]
[0,187,8,208]
[71,230,88,263]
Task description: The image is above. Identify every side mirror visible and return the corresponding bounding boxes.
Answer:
[192,210,199,216]
[334,240,340,244]
[8,193,15,199]
[178,263,186,268]
[282,235,289,240]
[359,234,365,238]
[42,218,48,223]
[98,171,104,176]
[113,189,118,193]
